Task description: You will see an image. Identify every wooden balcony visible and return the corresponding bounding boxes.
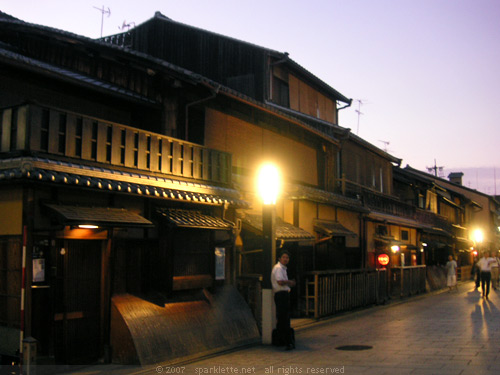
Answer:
[0,104,232,185]
[336,175,454,228]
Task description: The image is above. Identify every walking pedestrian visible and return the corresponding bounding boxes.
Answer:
[445,255,458,291]
[477,251,495,299]
[473,255,481,290]
[491,253,499,290]
[271,250,296,350]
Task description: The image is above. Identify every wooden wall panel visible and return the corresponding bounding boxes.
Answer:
[65,114,77,157]
[1,109,12,153]
[0,188,22,235]
[289,74,337,124]
[288,75,300,112]
[325,97,336,123]
[205,109,318,186]
[263,129,318,185]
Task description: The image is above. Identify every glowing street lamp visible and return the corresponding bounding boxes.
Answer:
[256,163,281,205]
[473,229,484,245]
[257,162,281,345]
[473,228,484,255]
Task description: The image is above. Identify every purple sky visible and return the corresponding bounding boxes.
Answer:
[2,0,499,195]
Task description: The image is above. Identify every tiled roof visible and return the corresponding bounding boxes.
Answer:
[0,45,156,104]
[45,204,153,227]
[0,157,249,208]
[242,214,314,241]
[285,184,369,213]
[313,219,357,237]
[157,208,234,229]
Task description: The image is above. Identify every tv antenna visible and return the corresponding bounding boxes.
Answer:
[119,21,136,31]
[93,5,111,38]
[355,99,364,135]
[426,159,444,177]
[378,140,390,153]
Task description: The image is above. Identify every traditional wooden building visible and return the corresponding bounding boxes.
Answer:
[401,166,499,264]
[102,11,428,309]
[103,12,372,275]
[0,12,260,366]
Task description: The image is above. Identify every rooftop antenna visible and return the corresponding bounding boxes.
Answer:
[355,99,364,135]
[93,5,111,38]
[378,140,390,153]
[119,21,136,31]
[494,167,497,196]
[426,159,444,177]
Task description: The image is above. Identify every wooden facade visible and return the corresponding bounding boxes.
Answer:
[1,10,500,369]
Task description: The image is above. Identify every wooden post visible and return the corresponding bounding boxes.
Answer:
[314,274,319,319]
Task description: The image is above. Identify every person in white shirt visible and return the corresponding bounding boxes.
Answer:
[445,255,458,291]
[477,251,496,299]
[491,254,499,290]
[271,250,296,350]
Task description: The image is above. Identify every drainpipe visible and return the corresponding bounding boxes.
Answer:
[338,99,353,111]
[336,98,352,126]
[184,84,221,141]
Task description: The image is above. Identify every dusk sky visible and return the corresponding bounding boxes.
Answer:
[1,0,499,195]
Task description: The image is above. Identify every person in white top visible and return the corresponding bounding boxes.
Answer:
[271,250,296,350]
[477,251,496,299]
[491,253,499,290]
[445,255,458,292]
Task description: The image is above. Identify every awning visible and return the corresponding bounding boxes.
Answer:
[421,226,453,238]
[367,211,421,228]
[285,183,369,213]
[241,214,314,241]
[157,208,234,230]
[45,204,153,227]
[422,240,449,249]
[313,219,357,237]
[454,237,474,248]
[0,157,249,207]
[374,236,403,246]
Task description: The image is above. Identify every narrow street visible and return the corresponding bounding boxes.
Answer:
[53,280,500,375]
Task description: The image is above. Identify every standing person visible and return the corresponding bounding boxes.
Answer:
[477,251,495,299]
[271,250,296,350]
[473,255,481,291]
[445,255,458,291]
[491,253,499,290]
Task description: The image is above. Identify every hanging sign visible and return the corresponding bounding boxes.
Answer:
[378,253,390,266]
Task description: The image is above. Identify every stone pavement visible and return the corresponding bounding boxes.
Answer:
[22,281,500,375]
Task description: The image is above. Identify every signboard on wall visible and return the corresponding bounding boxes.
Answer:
[215,247,225,280]
[33,258,45,282]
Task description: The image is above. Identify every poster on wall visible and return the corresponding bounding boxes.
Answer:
[33,258,45,282]
[215,247,225,280]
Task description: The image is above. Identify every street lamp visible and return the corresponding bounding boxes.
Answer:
[473,229,484,254]
[256,163,281,345]
[473,229,484,245]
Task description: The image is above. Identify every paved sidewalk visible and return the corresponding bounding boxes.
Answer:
[22,281,500,375]
[155,281,500,375]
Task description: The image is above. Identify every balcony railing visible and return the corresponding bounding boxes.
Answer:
[0,104,232,185]
[336,175,456,229]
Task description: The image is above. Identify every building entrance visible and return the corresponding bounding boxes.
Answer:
[53,239,102,364]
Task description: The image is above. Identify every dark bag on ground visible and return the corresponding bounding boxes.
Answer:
[272,328,295,346]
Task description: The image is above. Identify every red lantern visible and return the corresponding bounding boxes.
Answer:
[378,253,390,266]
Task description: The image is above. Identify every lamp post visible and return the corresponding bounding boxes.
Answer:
[257,163,280,344]
[474,229,484,254]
